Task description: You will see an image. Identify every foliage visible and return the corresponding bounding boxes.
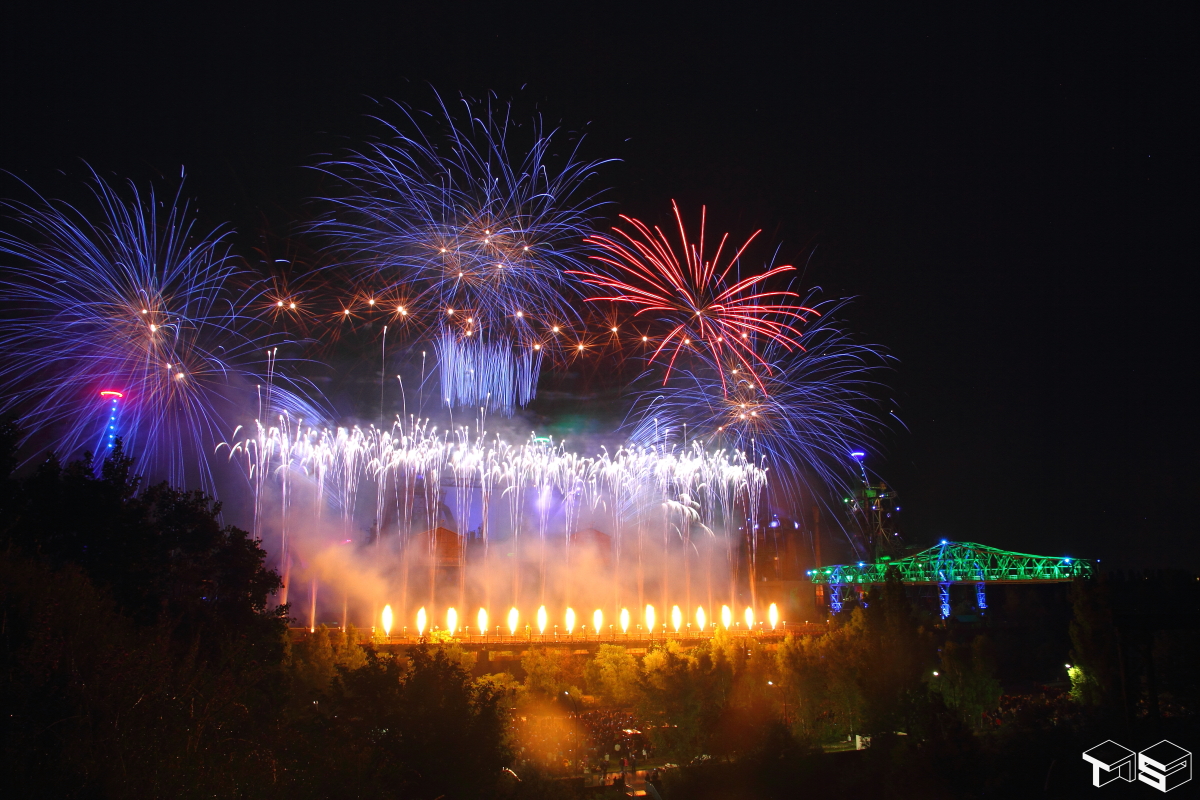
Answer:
[289,623,368,697]
[930,636,1002,728]
[1068,577,1121,708]
[289,645,510,798]
[0,436,287,797]
[478,671,522,706]
[521,647,584,699]
[584,644,642,707]
[775,568,933,742]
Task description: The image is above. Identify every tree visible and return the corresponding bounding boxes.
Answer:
[521,647,583,699]
[290,623,368,697]
[0,438,289,797]
[298,645,510,798]
[853,567,931,734]
[584,644,642,707]
[1068,577,1122,709]
[931,636,1002,728]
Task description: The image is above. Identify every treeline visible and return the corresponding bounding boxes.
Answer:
[0,430,512,799]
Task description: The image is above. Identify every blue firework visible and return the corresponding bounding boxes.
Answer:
[0,170,303,489]
[316,93,610,413]
[626,296,891,500]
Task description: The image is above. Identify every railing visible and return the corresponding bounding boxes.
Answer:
[289,621,830,645]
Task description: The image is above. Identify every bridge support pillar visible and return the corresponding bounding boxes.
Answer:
[975,581,987,611]
[830,582,844,614]
[938,582,951,619]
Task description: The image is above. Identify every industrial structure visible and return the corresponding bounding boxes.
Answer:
[809,540,1094,618]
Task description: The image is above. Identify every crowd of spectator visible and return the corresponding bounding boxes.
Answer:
[509,709,658,778]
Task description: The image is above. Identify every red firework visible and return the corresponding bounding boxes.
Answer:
[570,202,818,390]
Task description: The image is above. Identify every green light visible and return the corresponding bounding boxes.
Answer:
[809,542,1094,586]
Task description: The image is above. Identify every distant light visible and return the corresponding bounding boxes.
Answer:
[99,390,123,399]
[932,671,939,676]
[941,539,948,545]
[850,451,866,460]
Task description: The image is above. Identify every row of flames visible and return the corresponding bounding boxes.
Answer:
[377,602,781,638]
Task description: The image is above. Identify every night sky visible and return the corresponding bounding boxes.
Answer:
[2,4,1195,570]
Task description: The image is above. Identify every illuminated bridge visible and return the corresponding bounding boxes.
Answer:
[808,540,1094,618]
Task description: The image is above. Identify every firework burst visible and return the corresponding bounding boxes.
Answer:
[316,93,610,413]
[0,171,301,489]
[571,202,817,390]
[626,297,890,500]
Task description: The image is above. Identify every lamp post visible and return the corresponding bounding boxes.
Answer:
[563,691,580,775]
[768,680,788,725]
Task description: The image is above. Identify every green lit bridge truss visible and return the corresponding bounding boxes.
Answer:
[808,541,1094,618]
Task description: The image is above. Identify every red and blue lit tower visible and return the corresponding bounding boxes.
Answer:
[98,390,123,452]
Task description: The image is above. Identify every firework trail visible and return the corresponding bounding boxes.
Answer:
[0,170,306,490]
[228,416,768,619]
[570,202,817,391]
[316,93,610,414]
